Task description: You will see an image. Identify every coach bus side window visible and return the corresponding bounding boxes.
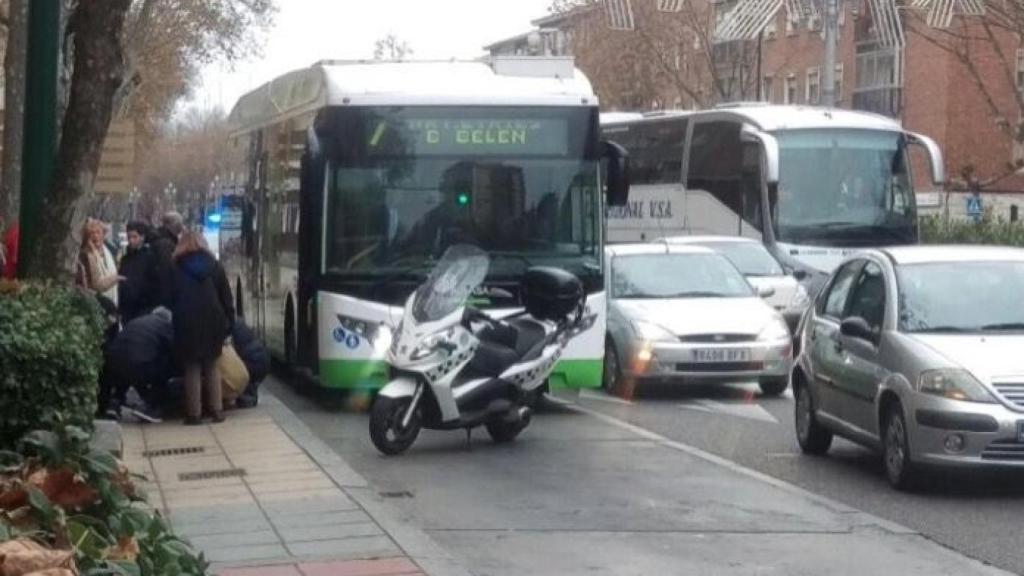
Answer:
[627,121,687,185]
[686,121,743,231]
[740,141,764,236]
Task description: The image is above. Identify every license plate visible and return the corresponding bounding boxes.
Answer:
[1018,422,1024,443]
[692,348,751,363]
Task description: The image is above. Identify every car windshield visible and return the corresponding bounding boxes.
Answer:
[612,252,754,299]
[695,241,784,277]
[898,261,1024,332]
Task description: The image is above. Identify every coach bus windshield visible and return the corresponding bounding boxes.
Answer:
[323,106,601,278]
[771,129,916,246]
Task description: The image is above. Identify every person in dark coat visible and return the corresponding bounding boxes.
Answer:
[231,320,270,408]
[171,231,234,425]
[152,211,184,307]
[118,220,160,323]
[99,307,175,421]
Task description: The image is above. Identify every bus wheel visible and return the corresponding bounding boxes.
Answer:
[284,297,296,365]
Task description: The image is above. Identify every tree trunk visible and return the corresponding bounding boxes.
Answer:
[20,0,132,280]
[0,0,28,225]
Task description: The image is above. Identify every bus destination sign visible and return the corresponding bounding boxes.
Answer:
[368,117,568,156]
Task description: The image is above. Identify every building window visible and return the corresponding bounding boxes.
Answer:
[785,74,798,104]
[806,67,820,104]
[853,43,902,117]
[762,76,774,102]
[765,16,778,39]
[786,13,798,36]
[1016,48,1024,92]
[835,63,844,103]
[838,4,846,26]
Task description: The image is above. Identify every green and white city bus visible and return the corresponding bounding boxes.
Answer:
[226,58,628,393]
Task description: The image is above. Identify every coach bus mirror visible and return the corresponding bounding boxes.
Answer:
[907,132,945,185]
[601,140,630,207]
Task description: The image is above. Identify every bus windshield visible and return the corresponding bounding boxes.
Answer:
[771,129,915,246]
[323,106,600,278]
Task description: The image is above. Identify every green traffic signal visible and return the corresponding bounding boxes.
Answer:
[457,192,470,206]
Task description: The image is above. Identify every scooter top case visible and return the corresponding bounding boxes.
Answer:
[521,266,584,322]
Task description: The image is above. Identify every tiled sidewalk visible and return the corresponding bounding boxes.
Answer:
[121,395,466,576]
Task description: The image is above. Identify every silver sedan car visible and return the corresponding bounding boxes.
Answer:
[794,246,1024,489]
[604,244,793,397]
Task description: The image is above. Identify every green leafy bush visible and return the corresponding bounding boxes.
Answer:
[1,424,209,576]
[920,214,1024,247]
[0,282,105,448]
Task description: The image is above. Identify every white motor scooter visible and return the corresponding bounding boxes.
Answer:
[368,244,595,455]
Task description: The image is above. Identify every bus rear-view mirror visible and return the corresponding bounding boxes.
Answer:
[602,140,630,207]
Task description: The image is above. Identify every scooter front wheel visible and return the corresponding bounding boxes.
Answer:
[370,396,422,455]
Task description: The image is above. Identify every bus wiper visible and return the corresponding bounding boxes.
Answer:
[980,322,1024,331]
[489,251,535,269]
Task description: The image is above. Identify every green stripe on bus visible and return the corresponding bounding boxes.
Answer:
[317,357,602,391]
[548,359,603,390]
[318,359,390,390]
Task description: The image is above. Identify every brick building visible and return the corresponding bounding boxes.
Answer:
[490,2,1024,209]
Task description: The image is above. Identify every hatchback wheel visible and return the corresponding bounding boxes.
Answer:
[794,383,832,455]
[883,403,918,490]
[602,340,622,394]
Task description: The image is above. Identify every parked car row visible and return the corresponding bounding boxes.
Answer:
[603,238,1024,489]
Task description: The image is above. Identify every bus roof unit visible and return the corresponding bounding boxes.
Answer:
[229,57,597,135]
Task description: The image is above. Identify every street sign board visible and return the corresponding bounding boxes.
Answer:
[95,120,135,195]
[966,194,982,219]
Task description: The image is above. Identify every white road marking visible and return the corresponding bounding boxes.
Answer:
[679,399,780,424]
[579,389,634,406]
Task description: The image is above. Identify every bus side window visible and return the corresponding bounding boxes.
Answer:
[686,121,743,232]
[740,142,763,234]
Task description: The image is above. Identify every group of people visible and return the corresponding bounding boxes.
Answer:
[76,212,268,426]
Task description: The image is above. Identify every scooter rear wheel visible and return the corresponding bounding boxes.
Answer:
[370,397,422,455]
[485,413,531,443]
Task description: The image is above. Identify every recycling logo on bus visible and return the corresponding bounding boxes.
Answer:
[332,325,361,350]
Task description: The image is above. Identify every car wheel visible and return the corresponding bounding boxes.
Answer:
[602,339,622,394]
[883,403,918,490]
[794,383,832,455]
[759,377,788,396]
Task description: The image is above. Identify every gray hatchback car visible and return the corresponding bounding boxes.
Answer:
[793,246,1024,489]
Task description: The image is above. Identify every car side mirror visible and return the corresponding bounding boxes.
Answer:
[601,140,630,207]
[757,285,776,298]
[840,316,877,343]
[791,269,808,281]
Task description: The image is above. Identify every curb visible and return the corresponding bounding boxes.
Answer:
[260,392,472,576]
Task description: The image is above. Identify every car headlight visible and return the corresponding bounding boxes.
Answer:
[917,369,995,403]
[632,320,676,342]
[758,317,790,341]
[789,284,810,308]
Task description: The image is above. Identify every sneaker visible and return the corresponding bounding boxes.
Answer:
[235,395,258,409]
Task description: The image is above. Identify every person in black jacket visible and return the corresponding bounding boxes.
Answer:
[151,211,183,307]
[118,221,160,322]
[231,320,270,408]
[171,231,234,425]
[100,307,175,421]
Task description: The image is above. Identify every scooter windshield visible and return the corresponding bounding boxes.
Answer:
[411,244,489,324]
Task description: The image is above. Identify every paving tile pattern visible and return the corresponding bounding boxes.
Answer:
[121,410,418,574]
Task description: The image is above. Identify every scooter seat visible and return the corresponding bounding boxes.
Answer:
[467,340,520,377]
[507,318,546,360]
[468,318,547,377]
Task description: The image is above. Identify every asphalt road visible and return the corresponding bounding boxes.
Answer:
[572,382,1024,575]
[265,376,1024,575]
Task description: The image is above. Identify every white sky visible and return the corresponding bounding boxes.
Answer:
[189,0,557,112]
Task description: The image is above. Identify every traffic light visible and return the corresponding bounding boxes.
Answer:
[456,192,470,206]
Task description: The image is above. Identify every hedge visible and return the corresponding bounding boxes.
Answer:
[0,281,104,447]
[920,214,1024,247]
